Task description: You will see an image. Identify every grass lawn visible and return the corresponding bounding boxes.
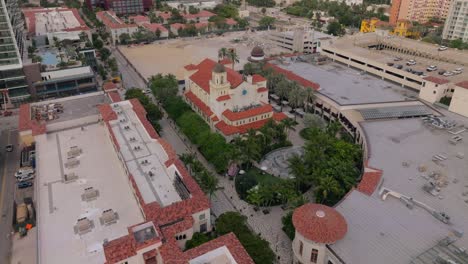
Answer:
[245,167,282,186]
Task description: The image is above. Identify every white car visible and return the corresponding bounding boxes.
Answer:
[453,69,462,75]
[443,71,454,76]
[438,46,448,51]
[427,65,438,72]
[406,60,416,66]
[14,168,34,178]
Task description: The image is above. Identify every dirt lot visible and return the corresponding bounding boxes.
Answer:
[119,31,287,80]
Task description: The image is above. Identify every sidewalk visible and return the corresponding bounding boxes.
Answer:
[159,116,293,264]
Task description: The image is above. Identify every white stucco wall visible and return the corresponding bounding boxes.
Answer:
[419,81,449,104]
[449,86,468,117]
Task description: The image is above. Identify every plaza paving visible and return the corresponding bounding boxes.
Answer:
[260,146,304,179]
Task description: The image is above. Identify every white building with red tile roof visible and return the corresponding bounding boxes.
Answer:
[183,58,287,139]
[142,23,169,38]
[96,11,138,45]
[22,7,91,46]
[182,10,215,23]
[17,93,253,264]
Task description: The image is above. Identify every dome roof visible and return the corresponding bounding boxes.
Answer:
[251,46,264,58]
[292,203,347,244]
[213,63,226,73]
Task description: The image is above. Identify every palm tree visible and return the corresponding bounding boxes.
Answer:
[276,79,290,111]
[281,118,296,140]
[227,48,239,70]
[304,87,316,112]
[315,176,342,204]
[201,171,220,199]
[218,47,228,61]
[288,154,306,192]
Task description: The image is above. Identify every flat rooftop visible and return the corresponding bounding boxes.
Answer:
[270,60,418,105]
[41,66,94,79]
[36,123,145,264]
[108,101,182,206]
[29,92,108,124]
[325,33,468,83]
[23,7,88,35]
[362,113,468,244]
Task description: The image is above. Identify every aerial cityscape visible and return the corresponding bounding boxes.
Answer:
[0,0,467,263]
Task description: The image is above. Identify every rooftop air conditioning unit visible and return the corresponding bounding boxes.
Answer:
[100,209,119,226]
[81,187,99,201]
[74,217,94,235]
[64,172,78,183]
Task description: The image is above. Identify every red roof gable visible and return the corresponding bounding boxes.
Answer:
[265,63,320,90]
[143,23,168,32]
[216,95,231,101]
[188,58,243,94]
[183,10,215,19]
[257,87,268,93]
[222,104,273,121]
[184,233,254,264]
[456,81,468,89]
[103,82,117,91]
[129,15,149,24]
[423,76,449,85]
[252,74,266,83]
[215,112,286,136]
[357,163,383,196]
[108,91,122,103]
[171,23,185,30]
[18,104,31,131]
[97,11,137,29]
[158,12,172,20]
[226,18,238,25]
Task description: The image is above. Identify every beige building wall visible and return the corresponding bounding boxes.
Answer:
[419,81,450,103]
[442,0,468,41]
[396,0,452,24]
[449,86,468,117]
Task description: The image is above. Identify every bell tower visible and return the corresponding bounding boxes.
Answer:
[210,63,230,97]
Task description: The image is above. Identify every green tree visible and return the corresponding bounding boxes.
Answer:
[258,16,275,28]
[149,74,179,104]
[213,4,239,18]
[315,176,343,204]
[185,232,212,250]
[218,47,228,60]
[327,21,345,36]
[261,7,266,14]
[93,38,103,49]
[99,47,111,61]
[188,5,200,14]
[155,28,161,39]
[288,153,307,192]
[281,211,295,240]
[119,33,131,44]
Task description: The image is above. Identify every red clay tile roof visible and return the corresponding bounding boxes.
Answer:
[423,76,450,85]
[215,113,285,136]
[108,91,122,103]
[142,23,168,32]
[456,81,468,89]
[182,10,215,19]
[104,235,137,264]
[194,22,209,29]
[273,112,288,121]
[129,99,160,140]
[225,18,238,25]
[222,104,273,121]
[257,87,268,93]
[184,233,254,264]
[212,116,219,122]
[188,58,243,94]
[97,11,137,29]
[97,104,118,122]
[158,12,172,20]
[216,95,231,101]
[185,91,214,117]
[129,15,149,24]
[265,63,320,90]
[170,23,186,30]
[184,64,198,71]
[292,203,347,244]
[103,82,117,91]
[252,74,266,83]
[219,58,232,65]
[357,162,383,196]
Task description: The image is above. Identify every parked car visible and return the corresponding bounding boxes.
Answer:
[387,62,394,66]
[395,64,403,69]
[453,68,463,74]
[5,144,13,152]
[17,182,33,189]
[14,168,34,178]
[427,65,438,71]
[406,60,416,66]
[3,111,12,116]
[17,174,34,182]
[405,68,413,73]
[394,57,403,61]
[438,46,448,51]
[443,71,454,76]
[438,70,447,75]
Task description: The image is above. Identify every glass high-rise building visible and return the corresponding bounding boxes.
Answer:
[0,0,28,107]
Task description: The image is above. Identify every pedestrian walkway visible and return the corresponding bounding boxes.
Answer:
[159,116,293,263]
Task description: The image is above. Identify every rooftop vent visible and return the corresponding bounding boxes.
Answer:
[100,209,119,226]
[129,137,136,142]
[119,119,127,123]
[117,110,123,115]
[113,104,119,108]
[124,126,130,130]
[65,157,80,168]
[74,217,94,235]
[67,146,82,158]
[133,146,141,151]
[81,187,99,201]
[141,160,150,165]
[64,172,78,183]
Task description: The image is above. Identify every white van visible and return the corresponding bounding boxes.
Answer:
[15,168,35,178]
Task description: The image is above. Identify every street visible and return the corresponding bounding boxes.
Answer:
[0,116,20,264]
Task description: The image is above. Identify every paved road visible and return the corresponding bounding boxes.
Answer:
[112,47,148,90]
[0,127,20,264]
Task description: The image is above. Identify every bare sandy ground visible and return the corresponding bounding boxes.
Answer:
[119,31,287,80]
